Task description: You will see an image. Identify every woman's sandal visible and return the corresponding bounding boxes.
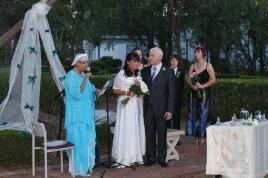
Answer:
[193,139,199,145]
[200,139,206,145]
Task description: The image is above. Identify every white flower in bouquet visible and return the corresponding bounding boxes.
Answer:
[121,79,149,107]
[140,81,149,94]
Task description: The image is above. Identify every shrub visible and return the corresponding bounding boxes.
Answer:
[90,56,122,75]
[1,69,267,123]
[0,130,42,166]
[39,72,110,116]
[211,79,268,120]
[212,58,232,73]
[216,74,268,79]
[182,79,268,123]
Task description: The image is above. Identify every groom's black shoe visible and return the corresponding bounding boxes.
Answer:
[144,160,155,166]
[158,161,168,168]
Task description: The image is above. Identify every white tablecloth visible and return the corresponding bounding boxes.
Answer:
[206,120,268,178]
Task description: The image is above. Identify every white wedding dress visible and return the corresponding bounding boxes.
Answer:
[112,70,146,166]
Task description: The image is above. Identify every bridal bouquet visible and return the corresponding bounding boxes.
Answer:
[191,72,201,98]
[121,79,149,107]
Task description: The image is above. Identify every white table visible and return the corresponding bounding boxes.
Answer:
[206,120,268,178]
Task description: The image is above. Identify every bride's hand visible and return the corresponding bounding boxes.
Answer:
[127,91,135,97]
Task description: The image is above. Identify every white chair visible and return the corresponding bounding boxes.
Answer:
[31,122,75,178]
[166,129,185,162]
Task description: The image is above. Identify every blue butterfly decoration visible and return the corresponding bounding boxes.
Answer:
[59,76,65,81]
[28,75,37,84]
[52,50,57,57]
[29,47,37,54]
[24,103,35,111]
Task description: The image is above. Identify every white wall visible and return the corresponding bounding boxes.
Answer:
[96,42,127,61]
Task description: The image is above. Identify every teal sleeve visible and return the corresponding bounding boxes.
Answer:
[65,74,83,100]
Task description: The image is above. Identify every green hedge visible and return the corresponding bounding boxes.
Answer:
[90,56,122,75]
[181,79,268,123]
[0,71,110,116]
[1,71,267,121]
[39,73,110,115]
[210,79,268,121]
[0,125,108,166]
[0,130,42,166]
[216,73,268,79]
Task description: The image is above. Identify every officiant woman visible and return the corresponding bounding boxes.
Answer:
[64,53,99,176]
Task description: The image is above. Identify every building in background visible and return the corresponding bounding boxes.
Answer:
[83,36,147,62]
[83,34,197,63]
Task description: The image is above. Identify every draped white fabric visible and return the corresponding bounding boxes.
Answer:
[206,121,268,178]
[0,2,66,131]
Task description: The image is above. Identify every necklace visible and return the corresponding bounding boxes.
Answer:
[195,61,206,73]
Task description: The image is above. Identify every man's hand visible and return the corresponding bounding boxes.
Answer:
[164,112,173,120]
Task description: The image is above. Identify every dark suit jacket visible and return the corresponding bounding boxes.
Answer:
[141,64,176,117]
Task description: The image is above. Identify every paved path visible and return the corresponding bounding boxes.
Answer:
[0,136,213,178]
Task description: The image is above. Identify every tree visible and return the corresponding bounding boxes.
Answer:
[0,0,59,48]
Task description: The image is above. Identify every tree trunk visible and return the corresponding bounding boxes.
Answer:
[251,32,257,74]
[167,27,173,59]
[146,31,154,50]
[0,0,59,48]
[183,30,188,61]
[259,47,265,75]
[0,20,23,48]
[168,0,182,57]
[209,47,220,66]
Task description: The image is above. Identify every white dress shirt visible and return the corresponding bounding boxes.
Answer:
[173,67,178,75]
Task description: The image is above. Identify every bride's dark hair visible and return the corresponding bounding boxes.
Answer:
[123,52,140,77]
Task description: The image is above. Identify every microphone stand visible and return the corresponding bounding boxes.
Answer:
[53,89,65,140]
[53,89,68,158]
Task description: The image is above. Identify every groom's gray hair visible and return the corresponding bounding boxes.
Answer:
[150,47,163,59]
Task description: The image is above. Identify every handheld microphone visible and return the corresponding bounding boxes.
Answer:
[85,67,91,73]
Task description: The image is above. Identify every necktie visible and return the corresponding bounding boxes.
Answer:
[151,66,157,80]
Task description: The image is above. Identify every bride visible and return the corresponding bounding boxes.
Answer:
[112,52,146,167]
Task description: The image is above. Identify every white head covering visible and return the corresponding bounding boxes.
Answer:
[71,53,89,66]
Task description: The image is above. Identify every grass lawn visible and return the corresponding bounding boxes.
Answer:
[0,122,109,168]
[0,130,43,167]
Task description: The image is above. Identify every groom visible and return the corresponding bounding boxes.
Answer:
[141,47,176,167]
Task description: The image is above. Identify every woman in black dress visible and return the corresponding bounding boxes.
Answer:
[186,47,216,145]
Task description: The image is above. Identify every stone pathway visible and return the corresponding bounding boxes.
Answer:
[0,136,213,178]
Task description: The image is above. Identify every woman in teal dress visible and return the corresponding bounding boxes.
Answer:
[64,53,99,176]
